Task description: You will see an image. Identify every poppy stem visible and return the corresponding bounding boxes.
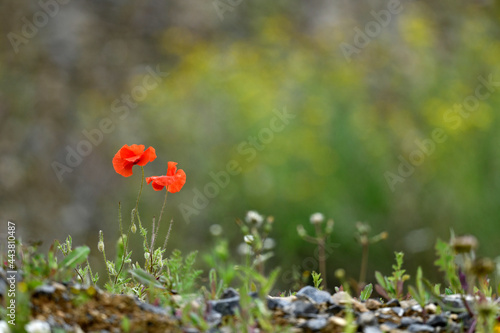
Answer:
[115,167,145,284]
[154,187,169,249]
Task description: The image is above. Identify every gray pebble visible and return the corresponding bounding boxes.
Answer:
[306,317,328,331]
[358,311,377,326]
[364,326,383,333]
[408,323,435,332]
[296,286,332,304]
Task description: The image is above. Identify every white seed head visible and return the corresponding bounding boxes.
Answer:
[309,212,325,224]
[209,224,223,236]
[245,210,264,227]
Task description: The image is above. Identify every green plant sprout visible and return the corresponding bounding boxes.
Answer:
[374,251,410,300]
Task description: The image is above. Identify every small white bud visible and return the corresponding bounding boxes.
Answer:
[309,213,325,224]
[97,241,105,253]
[244,235,255,245]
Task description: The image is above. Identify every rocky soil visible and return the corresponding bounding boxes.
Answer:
[1,281,490,332]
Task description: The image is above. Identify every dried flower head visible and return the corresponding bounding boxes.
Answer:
[310,212,325,224]
[472,257,495,277]
[451,235,478,254]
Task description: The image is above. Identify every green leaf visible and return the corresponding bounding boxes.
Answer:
[360,283,373,301]
[375,271,387,289]
[60,246,90,270]
[129,268,165,289]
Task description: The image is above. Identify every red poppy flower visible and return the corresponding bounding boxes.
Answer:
[146,162,186,193]
[113,144,157,177]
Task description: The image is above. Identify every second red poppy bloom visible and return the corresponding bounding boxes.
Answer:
[146,161,186,193]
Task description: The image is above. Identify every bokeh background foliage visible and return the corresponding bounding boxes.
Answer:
[1,0,500,288]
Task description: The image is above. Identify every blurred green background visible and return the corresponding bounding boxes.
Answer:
[1,0,500,290]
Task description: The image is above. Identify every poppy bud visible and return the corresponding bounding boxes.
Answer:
[98,241,105,253]
[131,223,137,234]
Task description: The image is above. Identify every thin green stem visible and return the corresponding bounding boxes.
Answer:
[115,167,145,284]
[359,239,369,286]
[314,223,327,290]
[153,188,169,248]
[162,219,174,251]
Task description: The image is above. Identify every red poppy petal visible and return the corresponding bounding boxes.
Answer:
[120,144,145,162]
[166,161,178,176]
[167,169,186,193]
[151,181,165,191]
[146,176,155,184]
[113,150,134,177]
[136,147,157,166]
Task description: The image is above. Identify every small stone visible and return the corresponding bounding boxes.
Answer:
[392,307,404,317]
[352,299,368,312]
[408,304,423,314]
[427,314,447,327]
[328,316,347,327]
[400,317,421,327]
[208,296,240,316]
[288,300,318,317]
[33,285,56,296]
[385,299,401,307]
[400,299,419,309]
[364,326,383,333]
[326,304,345,315]
[267,296,291,310]
[380,322,399,331]
[25,320,51,333]
[296,286,332,304]
[221,288,239,299]
[306,317,328,331]
[424,303,437,314]
[408,323,435,332]
[331,291,352,305]
[358,311,377,327]
[366,299,382,310]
